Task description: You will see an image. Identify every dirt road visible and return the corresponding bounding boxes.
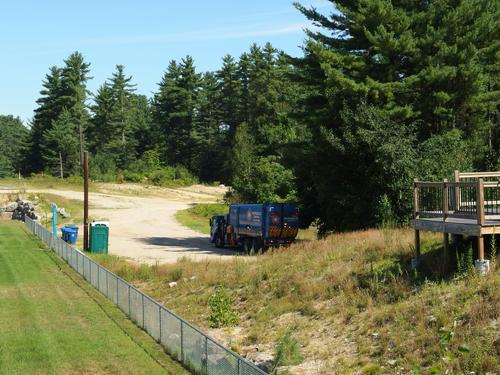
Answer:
[2,185,235,264]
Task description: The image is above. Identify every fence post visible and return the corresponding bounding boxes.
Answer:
[128,285,131,317]
[205,337,208,375]
[142,294,145,328]
[159,306,162,343]
[181,322,184,363]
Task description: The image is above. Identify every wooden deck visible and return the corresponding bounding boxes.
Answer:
[411,170,500,262]
[411,217,499,236]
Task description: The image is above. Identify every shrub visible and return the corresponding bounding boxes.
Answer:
[208,286,238,328]
[123,171,144,183]
[272,329,303,369]
[148,166,198,187]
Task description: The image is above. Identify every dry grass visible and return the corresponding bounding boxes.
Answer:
[93,228,500,374]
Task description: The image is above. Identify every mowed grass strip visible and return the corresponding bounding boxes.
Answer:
[0,221,188,375]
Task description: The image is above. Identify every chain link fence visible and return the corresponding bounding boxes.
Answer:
[25,217,267,375]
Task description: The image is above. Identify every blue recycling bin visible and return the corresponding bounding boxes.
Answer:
[61,225,79,244]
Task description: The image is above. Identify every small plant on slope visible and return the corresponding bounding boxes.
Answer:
[208,286,238,328]
[272,328,303,373]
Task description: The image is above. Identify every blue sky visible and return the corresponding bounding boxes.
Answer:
[0,0,330,123]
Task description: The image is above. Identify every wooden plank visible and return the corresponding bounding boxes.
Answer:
[416,182,445,188]
[459,171,500,179]
[481,226,500,235]
[411,219,481,236]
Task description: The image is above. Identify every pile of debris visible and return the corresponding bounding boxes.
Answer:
[0,196,40,221]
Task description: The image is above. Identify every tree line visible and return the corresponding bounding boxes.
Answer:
[1,0,498,233]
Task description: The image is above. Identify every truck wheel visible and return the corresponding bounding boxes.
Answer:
[253,238,263,254]
[242,238,251,254]
[215,233,224,248]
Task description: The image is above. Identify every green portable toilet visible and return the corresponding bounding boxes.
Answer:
[90,221,109,254]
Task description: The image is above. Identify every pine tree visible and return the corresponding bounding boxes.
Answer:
[27,66,63,172]
[154,56,201,170]
[31,52,91,175]
[192,72,227,181]
[104,65,138,169]
[217,55,241,139]
[41,109,80,177]
[0,115,28,177]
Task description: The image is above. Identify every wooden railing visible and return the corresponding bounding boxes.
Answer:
[414,176,500,224]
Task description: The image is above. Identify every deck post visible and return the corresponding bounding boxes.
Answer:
[414,230,421,262]
[477,178,485,226]
[443,179,448,222]
[443,233,449,265]
[477,235,485,260]
[413,179,421,265]
[454,170,460,212]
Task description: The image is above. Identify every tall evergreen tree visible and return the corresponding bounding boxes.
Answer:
[30,51,91,175]
[217,55,241,139]
[104,65,138,168]
[41,109,80,176]
[0,115,28,177]
[154,56,201,170]
[27,66,63,172]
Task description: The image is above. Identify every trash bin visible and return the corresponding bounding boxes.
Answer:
[62,225,79,244]
[90,221,109,254]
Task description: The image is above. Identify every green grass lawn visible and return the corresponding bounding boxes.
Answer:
[0,220,188,375]
[175,203,228,235]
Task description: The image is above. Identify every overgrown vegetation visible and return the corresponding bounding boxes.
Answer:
[94,228,500,373]
[208,286,239,328]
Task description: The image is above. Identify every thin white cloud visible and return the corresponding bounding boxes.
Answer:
[79,22,313,47]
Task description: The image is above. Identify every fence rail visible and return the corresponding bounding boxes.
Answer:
[24,216,267,375]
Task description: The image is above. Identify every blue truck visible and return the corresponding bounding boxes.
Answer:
[209,203,300,252]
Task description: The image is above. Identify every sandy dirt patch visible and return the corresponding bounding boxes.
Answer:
[0,187,234,264]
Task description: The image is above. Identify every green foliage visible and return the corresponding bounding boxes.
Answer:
[0,115,28,177]
[272,329,304,370]
[148,166,197,187]
[291,0,499,232]
[456,244,474,276]
[41,109,80,176]
[208,286,238,328]
[418,130,473,180]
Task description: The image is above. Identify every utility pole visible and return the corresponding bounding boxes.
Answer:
[83,151,89,250]
[79,124,84,167]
